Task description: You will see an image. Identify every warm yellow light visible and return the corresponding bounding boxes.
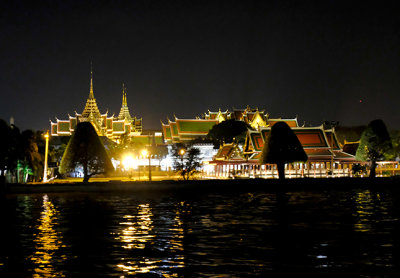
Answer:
[122,155,135,170]
[141,149,148,157]
[179,149,185,156]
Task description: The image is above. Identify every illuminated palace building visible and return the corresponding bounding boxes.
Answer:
[50,71,142,140]
[162,107,359,178]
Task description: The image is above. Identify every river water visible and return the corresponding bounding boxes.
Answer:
[1,186,399,277]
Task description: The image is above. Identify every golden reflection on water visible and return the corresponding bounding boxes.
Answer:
[29,194,66,278]
[354,190,380,233]
[118,204,155,250]
[169,202,186,270]
[116,204,157,275]
[116,202,186,276]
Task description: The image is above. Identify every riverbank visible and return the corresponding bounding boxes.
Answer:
[3,177,400,195]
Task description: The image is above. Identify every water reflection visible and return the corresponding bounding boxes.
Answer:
[166,201,187,271]
[3,189,400,277]
[353,190,379,232]
[116,204,158,275]
[118,204,155,250]
[29,194,66,278]
[115,202,186,276]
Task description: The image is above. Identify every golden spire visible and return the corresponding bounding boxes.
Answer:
[89,62,94,99]
[122,84,127,106]
[118,83,132,121]
[81,63,101,121]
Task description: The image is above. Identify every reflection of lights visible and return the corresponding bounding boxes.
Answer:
[313,243,331,269]
[116,204,156,274]
[30,194,66,277]
[354,190,379,233]
[115,203,187,276]
[117,204,154,250]
[141,149,148,157]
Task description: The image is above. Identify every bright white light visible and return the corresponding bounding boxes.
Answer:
[141,149,148,157]
[122,155,135,170]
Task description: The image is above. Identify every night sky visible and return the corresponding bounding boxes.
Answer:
[1,0,399,132]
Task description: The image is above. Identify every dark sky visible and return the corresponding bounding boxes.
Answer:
[1,0,399,132]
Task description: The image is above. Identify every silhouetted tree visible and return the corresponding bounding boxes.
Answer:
[49,136,70,164]
[260,122,307,179]
[390,129,400,161]
[60,122,114,182]
[20,130,45,182]
[172,143,202,180]
[207,119,249,148]
[355,119,393,178]
[9,124,22,180]
[108,133,135,162]
[0,119,20,184]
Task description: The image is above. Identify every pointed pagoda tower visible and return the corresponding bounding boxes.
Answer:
[80,68,104,134]
[118,84,132,121]
[81,68,102,119]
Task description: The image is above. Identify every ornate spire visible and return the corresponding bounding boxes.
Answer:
[81,66,101,120]
[118,84,132,121]
[122,83,127,106]
[89,63,94,99]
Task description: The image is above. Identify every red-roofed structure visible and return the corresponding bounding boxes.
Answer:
[208,125,358,179]
[159,107,369,179]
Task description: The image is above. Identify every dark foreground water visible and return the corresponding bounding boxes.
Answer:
[1,185,400,277]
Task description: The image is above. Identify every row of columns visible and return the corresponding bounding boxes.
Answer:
[208,162,354,178]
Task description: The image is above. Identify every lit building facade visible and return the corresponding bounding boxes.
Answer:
[161,106,361,178]
[209,125,356,178]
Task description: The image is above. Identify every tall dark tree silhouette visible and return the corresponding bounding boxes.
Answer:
[0,119,21,184]
[207,119,249,147]
[260,122,307,179]
[0,120,16,184]
[60,122,114,182]
[20,130,44,181]
[355,119,392,178]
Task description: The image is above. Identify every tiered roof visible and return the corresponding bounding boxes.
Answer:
[162,118,219,143]
[81,70,102,120]
[162,106,299,143]
[241,126,355,163]
[204,106,271,127]
[214,143,244,161]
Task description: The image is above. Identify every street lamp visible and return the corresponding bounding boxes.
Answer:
[141,149,151,181]
[179,148,185,164]
[179,148,186,178]
[43,131,50,183]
